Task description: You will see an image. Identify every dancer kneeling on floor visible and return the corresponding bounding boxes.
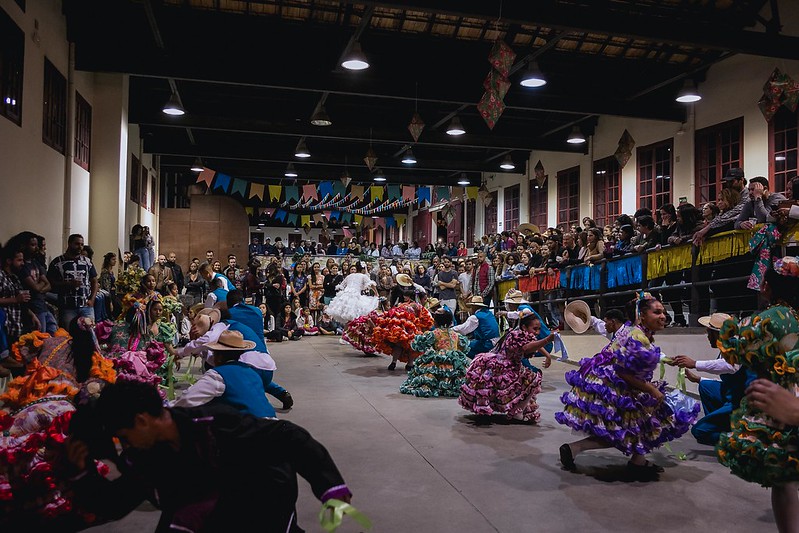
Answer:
[458,308,556,423]
[555,293,700,480]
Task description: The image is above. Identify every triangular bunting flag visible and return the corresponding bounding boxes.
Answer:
[354,214,363,225]
[340,212,352,223]
[302,184,318,201]
[417,186,431,205]
[343,228,353,237]
[230,178,248,197]
[374,217,385,229]
[466,186,479,200]
[387,185,401,201]
[371,186,384,202]
[330,210,340,221]
[269,185,282,202]
[319,181,334,199]
[249,183,265,200]
[274,209,287,222]
[197,168,216,186]
[333,182,347,198]
[395,214,406,227]
[402,186,415,201]
[285,186,300,203]
[313,213,324,224]
[213,173,231,192]
[245,207,254,216]
[301,215,311,227]
[286,213,298,225]
[436,186,450,201]
[451,187,465,199]
[323,211,332,220]
[351,185,365,200]
[262,208,274,217]
[385,216,396,228]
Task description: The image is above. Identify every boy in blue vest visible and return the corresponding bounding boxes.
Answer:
[453,295,500,358]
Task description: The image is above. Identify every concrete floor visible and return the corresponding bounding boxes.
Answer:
[87,334,775,533]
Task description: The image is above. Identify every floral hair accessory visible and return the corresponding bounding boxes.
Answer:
[774,256,799,278]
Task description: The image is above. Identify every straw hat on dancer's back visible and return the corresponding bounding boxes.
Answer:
[564,300,592,334]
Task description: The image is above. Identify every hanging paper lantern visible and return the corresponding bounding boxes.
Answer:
[341,170,351,188]
[408,112,425,142]
[363,147,378,171]
[478,183,492,206]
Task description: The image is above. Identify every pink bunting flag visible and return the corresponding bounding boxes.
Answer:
[402,186,415,201]
[303,184,318,201]
[197,168,215,186]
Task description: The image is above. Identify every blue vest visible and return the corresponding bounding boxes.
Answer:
[229,304,268,352]
[225,320,268,353]
[720,365,755,408]
[212,362,274,418]
[211,287,229,305]
[473,308,499,341]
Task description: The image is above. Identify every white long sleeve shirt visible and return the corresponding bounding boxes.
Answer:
[178,322,229,365]
[696,355,739,380]
[453,314,500,344]
[590,317,613,340]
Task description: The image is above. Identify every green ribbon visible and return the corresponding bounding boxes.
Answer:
[319,499,372,533]
[658,360,686,392]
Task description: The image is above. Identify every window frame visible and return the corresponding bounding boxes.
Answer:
[556,166,580,229]
[503,184,520,232]
[42,57,67,154]
[694,117,744,206]
[130,155,141,204]
[0,8,24,126]
[769,107,798,196]
[484,191,498,235]
[592,156,622,228]
[528,177,548,230]
[74,91,91,171]
[636,139,674,213]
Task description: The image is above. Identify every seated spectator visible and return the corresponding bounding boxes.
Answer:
[406,241,422,260]
[658,204,678,244]
[457,241,468,256]
[413,264,432,293]
[713,187,742,232]
[633,216,660,252]
[318,312,342,335]
[701,202,720,226]
[735,175,787,229]
[613,225,635,255]
[583,228,605,263]
[296,307,319,336]
[248,237,263,257]
[668,203,704,245]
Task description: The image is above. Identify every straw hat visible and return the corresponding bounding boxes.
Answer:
[517,223,541,235]
[564,300,592,334]
[426,297,441,310]
[204,330,256,351]
[396,273,413,287]
[697,313,733,331]
[192,307,222,336]
[197,307,221,325]
[503,289,528,304]
[466,295,488,308]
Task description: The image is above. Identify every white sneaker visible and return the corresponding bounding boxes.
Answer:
[338,337,348,345]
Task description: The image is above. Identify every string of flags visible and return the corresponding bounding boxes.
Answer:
[196,167,479,225]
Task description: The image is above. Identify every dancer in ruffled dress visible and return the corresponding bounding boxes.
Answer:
[325,262,378,326]
[555,293,700,480]
[400,308,470,397]
[459,309,556,422]
[373,282,434,371]
[714,259,799,532]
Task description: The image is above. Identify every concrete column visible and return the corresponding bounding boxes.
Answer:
[89,73,129,257]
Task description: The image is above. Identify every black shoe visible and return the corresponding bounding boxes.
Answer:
[559,443,576,471]
[387,361,396,371]
[278,391,294,410]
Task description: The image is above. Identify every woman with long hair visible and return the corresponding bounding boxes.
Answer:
[307,262,324,320]
[555,293,699,480]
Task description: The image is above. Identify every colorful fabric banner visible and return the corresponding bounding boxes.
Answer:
[269,185,282,202]
[354,214,363,225]
[385,216,395,228]
[303,184,318,201]
[333,182,347,198]
[451,187,465,199]
[606,255,642,289]
[417,186,431,205]
[197,168,215,186]
[249,183,264,200]
[230,178,248,197]
[466,187,479,200]
[285,186,300,202]
[402,186,415,201]
[313,213,324,224]
[213,173,231,192]
[340,212,352,224]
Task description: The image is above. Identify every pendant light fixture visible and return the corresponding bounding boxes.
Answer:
[162,93,185,116]
[341,41,369,71]
[457,174,470,186]
[446,115,466,136]
[401,148,417,164]
[675,80,702,103]
[519,62,547,88]
[310,106,332,126]
[285,163,298,177]
[373,168,387,182]
[500,154,516,170]
[294,138,311,158]
[566,126,586,144]
[190,158,204,172]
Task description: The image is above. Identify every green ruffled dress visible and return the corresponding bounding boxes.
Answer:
[716,305,799,487]
[400,328,470,398]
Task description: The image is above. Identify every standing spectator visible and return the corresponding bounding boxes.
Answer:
[205,249,215,265]
[242,258,265,306]
[406,241,422,260]
[223,255,242,288]
[142,226,155,272]
[289,263,309,308]
[97,252,119,321]
[263,237,276,256]
[693,167,749,245]
[668,203,704,245]
[14,232,56,334]
[456,241,468,257]
[326,239,338,256]
[0,243,36,375]
[130,224,150,271]
[323,264,343,305]
[472,251,495,306]
[47,234,98,328]
[148,254,174,293]
[184,261,206,304]
[436,257,459,313]
[701,202,720,226]
[632,216,661,252]
[735,175,787,229]
[367,242,380,258]
[583,228,605,264]
[413,264,432,293]
[165,252,184,292]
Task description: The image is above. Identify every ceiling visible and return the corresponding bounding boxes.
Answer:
[62,0,798,196]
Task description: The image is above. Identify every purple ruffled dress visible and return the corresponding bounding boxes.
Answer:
[458,329,543,422]
[555,325,698,455]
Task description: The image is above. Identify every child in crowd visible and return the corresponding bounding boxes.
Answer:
[296,307,320,336]
[292,297,302,316]
[318,312,343,335]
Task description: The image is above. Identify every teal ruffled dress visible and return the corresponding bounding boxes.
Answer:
[400,328,470,398]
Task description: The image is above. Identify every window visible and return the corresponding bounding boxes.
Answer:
[593,157,621,227]
[528,178,548,230]
[130,155,141,203]
[637,139,673,212]
[0,8,24,125]
[695,118,743,205]
[140,166,149,209]
[770,107,798,195]
[503,185,520,232]
[557,166,580,229]
[74,92,91,170]
[484,191,498,234]
[466,199,476,247]
[42,58,67,154]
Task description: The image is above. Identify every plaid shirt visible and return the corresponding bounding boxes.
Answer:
[0,269,24,340]
[47,253,97,309]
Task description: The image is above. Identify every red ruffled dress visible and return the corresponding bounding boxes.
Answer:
[371,303,434,362]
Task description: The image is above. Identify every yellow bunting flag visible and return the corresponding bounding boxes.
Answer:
[245,207,254,216]
[394,214,406,226]
[354,214,363,225]
[249,183,265,200]
[268,185,282,202]
[371,186,384,202]
[301,215,311,227]
[466,186,479,200]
